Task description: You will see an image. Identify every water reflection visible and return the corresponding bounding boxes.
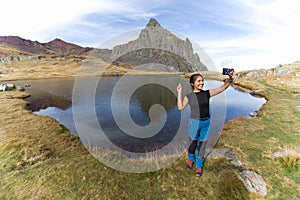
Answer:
[95,76,184,153]
[13,77,266,154]
[10,78,74,111]
[130,83,177,124]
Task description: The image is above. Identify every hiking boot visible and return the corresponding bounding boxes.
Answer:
[186,160,193,169]
[195,168,203,177]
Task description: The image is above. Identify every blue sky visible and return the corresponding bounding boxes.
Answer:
[1,0,300,71]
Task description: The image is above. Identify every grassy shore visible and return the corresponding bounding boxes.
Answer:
[0,54,225,82]
[0,73,299,199]
[219,76,300,199]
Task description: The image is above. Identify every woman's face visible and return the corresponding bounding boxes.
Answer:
[192,76,204,91]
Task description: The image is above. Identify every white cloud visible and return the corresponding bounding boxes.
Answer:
[1,0,299,70]
[0,0,149,42]
[0,0,101,40]
[200,0,300,71]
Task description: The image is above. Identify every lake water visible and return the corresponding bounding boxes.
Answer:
[13,76,266,155]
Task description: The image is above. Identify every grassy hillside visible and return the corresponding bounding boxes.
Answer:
[0,66,299,199]
[218,82,300,199]
[0,91,249,200]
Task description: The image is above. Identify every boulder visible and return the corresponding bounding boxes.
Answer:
[0,84,8,91]
[238,170,267,196]
[208,149,268,195]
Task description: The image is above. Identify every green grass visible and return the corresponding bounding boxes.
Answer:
[218,78,300,199]
[0,91,251,200]
[0,73,299,200]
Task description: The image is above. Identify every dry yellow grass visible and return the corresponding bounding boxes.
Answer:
[0,91,250,199]
[0,55,299,199]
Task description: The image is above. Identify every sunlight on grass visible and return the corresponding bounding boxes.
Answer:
[1,64,300,199]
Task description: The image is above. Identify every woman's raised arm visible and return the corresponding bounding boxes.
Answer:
[209,77,233,97]
[177,83,189,110]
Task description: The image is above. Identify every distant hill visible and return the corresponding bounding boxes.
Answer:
[0,18,207,73]
[0,36,93,55]
[0,36,111,60]
[0,36,113,63]
[0,36,47,54]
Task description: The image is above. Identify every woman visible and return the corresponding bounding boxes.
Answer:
[177,73,233,176]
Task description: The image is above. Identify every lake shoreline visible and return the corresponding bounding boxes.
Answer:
[1,71,299,199]
[0,70,227,82]
[10,74,266,136]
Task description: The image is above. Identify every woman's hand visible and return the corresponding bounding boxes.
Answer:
[228,69,235,79]
[177,83,182,93]
[210,71,234,97]
[228,71,234,83]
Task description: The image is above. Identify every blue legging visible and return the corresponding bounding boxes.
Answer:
[187,118,210,168]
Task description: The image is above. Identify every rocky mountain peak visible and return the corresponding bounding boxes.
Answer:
[48,38,65,44]
[112,18,207,72]
[146,18,162,28]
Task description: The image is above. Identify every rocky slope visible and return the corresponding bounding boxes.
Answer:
[112,18,207,72]
[234,62,300,93]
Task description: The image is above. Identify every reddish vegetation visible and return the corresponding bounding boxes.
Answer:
[0,36,92,55]
[44,38,92,55]
[0,36,48,54]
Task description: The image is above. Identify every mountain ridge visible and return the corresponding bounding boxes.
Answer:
[0,36,93,55]
[0,18,207,73]
[113,18,207,72]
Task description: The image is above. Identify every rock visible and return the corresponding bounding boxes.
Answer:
[273,64,295,76]
[284,177,293,185]
[112,18,207,72]
[236,63,299,80]
[0,84,8,91]
[207,148,236,160]
[238,170,267,196]
[249,112,255,117]
[249,90,264,97]
[208,148,266,195]
[29,56,39,61]
[207,148,248,169]
[230,159,248,168]
[263,148,300,160]
[15,85,25,91]
[6,83,15,88]
[0,83,25,92]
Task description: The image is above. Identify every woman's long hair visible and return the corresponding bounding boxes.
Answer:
[189,73,203,89]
